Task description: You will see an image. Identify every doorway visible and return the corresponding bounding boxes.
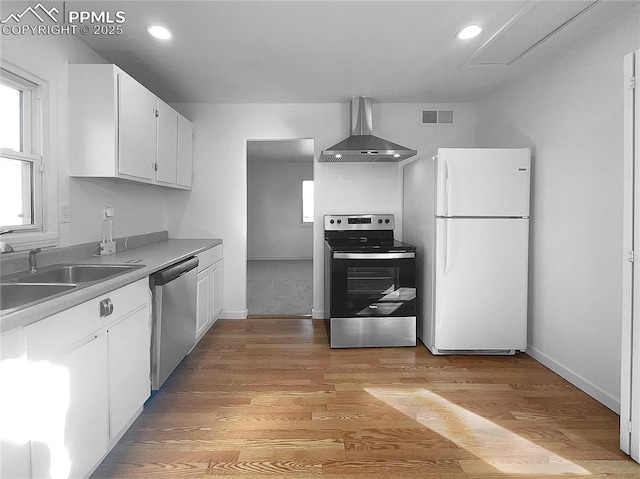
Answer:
[621,49,640,461]
[246,139,314,317]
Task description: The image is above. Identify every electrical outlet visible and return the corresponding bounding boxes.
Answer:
[60,204,71,223]
[99,241,116,255]
[102,206,115,219]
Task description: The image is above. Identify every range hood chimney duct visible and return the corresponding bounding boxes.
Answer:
[319,97,417,162]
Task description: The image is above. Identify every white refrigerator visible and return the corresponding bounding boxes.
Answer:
[403,148,531,354]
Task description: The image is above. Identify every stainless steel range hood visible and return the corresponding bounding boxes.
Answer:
[319,97,417,163]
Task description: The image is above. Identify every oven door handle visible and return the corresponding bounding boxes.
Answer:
[333,252,416,260]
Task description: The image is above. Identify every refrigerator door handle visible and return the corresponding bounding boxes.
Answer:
[444,159,451,216]
[443,218,450,275]
[437,156,448,216]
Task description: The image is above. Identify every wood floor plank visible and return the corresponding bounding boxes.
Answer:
[92,318,640,478]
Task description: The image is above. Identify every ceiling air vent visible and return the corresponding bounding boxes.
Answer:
[421,110,454,125]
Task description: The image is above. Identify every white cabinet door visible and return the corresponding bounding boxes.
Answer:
[211,260,223,323]
[177,113,193,188]
[156,100,178,185]
[0,327,30,479]
[196,268,211,339]
[436,148,531,217]
[31,335,109,479]
[118,71,156,180]
[70,64,190,189]
[108,307,151,439]
[434,218,529,351]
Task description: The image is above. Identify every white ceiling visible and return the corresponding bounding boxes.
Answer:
[71,0,638,104]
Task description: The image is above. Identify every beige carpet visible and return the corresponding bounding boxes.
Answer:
[247,260,313,316]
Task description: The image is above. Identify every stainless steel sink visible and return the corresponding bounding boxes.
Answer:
[13,264,136,284]
[0,263,144,315]
[0,283,77,312]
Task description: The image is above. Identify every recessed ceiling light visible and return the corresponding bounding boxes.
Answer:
[146,25,172,40]
[456,24,482,40]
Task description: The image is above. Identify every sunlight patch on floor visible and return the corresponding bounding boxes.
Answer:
[365,386,590,475]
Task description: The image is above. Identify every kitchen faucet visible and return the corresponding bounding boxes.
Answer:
[0,229,14,253]
[29,248,41,273]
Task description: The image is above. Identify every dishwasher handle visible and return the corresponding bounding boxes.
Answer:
[153,256,199,285]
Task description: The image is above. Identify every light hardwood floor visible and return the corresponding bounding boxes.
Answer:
[93,318,640,478]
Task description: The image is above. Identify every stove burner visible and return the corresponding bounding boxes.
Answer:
[324,214,415,254]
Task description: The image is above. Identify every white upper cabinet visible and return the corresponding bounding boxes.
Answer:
[177,113,193,188]
[119,72,157,181]
[69,64,193,189]
[156,99,179,185]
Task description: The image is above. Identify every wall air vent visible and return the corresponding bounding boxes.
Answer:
[421,110,454,125]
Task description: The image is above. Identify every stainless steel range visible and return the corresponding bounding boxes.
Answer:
[324,214,417,348]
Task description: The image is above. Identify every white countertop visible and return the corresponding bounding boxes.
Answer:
[0,238,222,332]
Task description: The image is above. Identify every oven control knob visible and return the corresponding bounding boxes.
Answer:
[385,219,390,224]
[330,219,335,224]
[337,219,342,224]
[378,219,383,224]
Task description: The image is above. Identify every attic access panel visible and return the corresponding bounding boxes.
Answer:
[469,0,598,66]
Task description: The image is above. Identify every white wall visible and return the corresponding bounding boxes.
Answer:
[475,7,640,412]
[247,160,313,260]
[1,30,477,325]
[167,102,476,319]
[1,33,168,248]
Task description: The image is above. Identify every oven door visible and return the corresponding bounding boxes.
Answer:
[330,252,416,319]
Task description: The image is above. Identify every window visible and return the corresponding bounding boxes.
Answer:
[0,67,42,233]
[301,179,314,223]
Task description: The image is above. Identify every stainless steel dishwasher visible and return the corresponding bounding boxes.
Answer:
[150,256,199,390]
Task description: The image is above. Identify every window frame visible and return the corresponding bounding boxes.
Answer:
[0,71,33,154]
[0,60,57,250]
[300,178,314,226]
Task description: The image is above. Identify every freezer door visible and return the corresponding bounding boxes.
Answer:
[433,218,528,351]
[436,148,531,217]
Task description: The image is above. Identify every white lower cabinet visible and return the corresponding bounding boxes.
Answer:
[14,278,151,479]
[0,327,31,479]
[196,268,212,339]
[211,259,223,320]
[107,307,151,439]
[195,245,223,343]
[31,335,109,479]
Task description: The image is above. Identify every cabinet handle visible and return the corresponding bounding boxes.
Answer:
[100,298,114,317]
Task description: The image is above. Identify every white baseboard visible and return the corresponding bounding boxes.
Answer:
[218,309,248,320]
[526,345,620,413]
[248,257,313,261]
[312,309,325,319]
